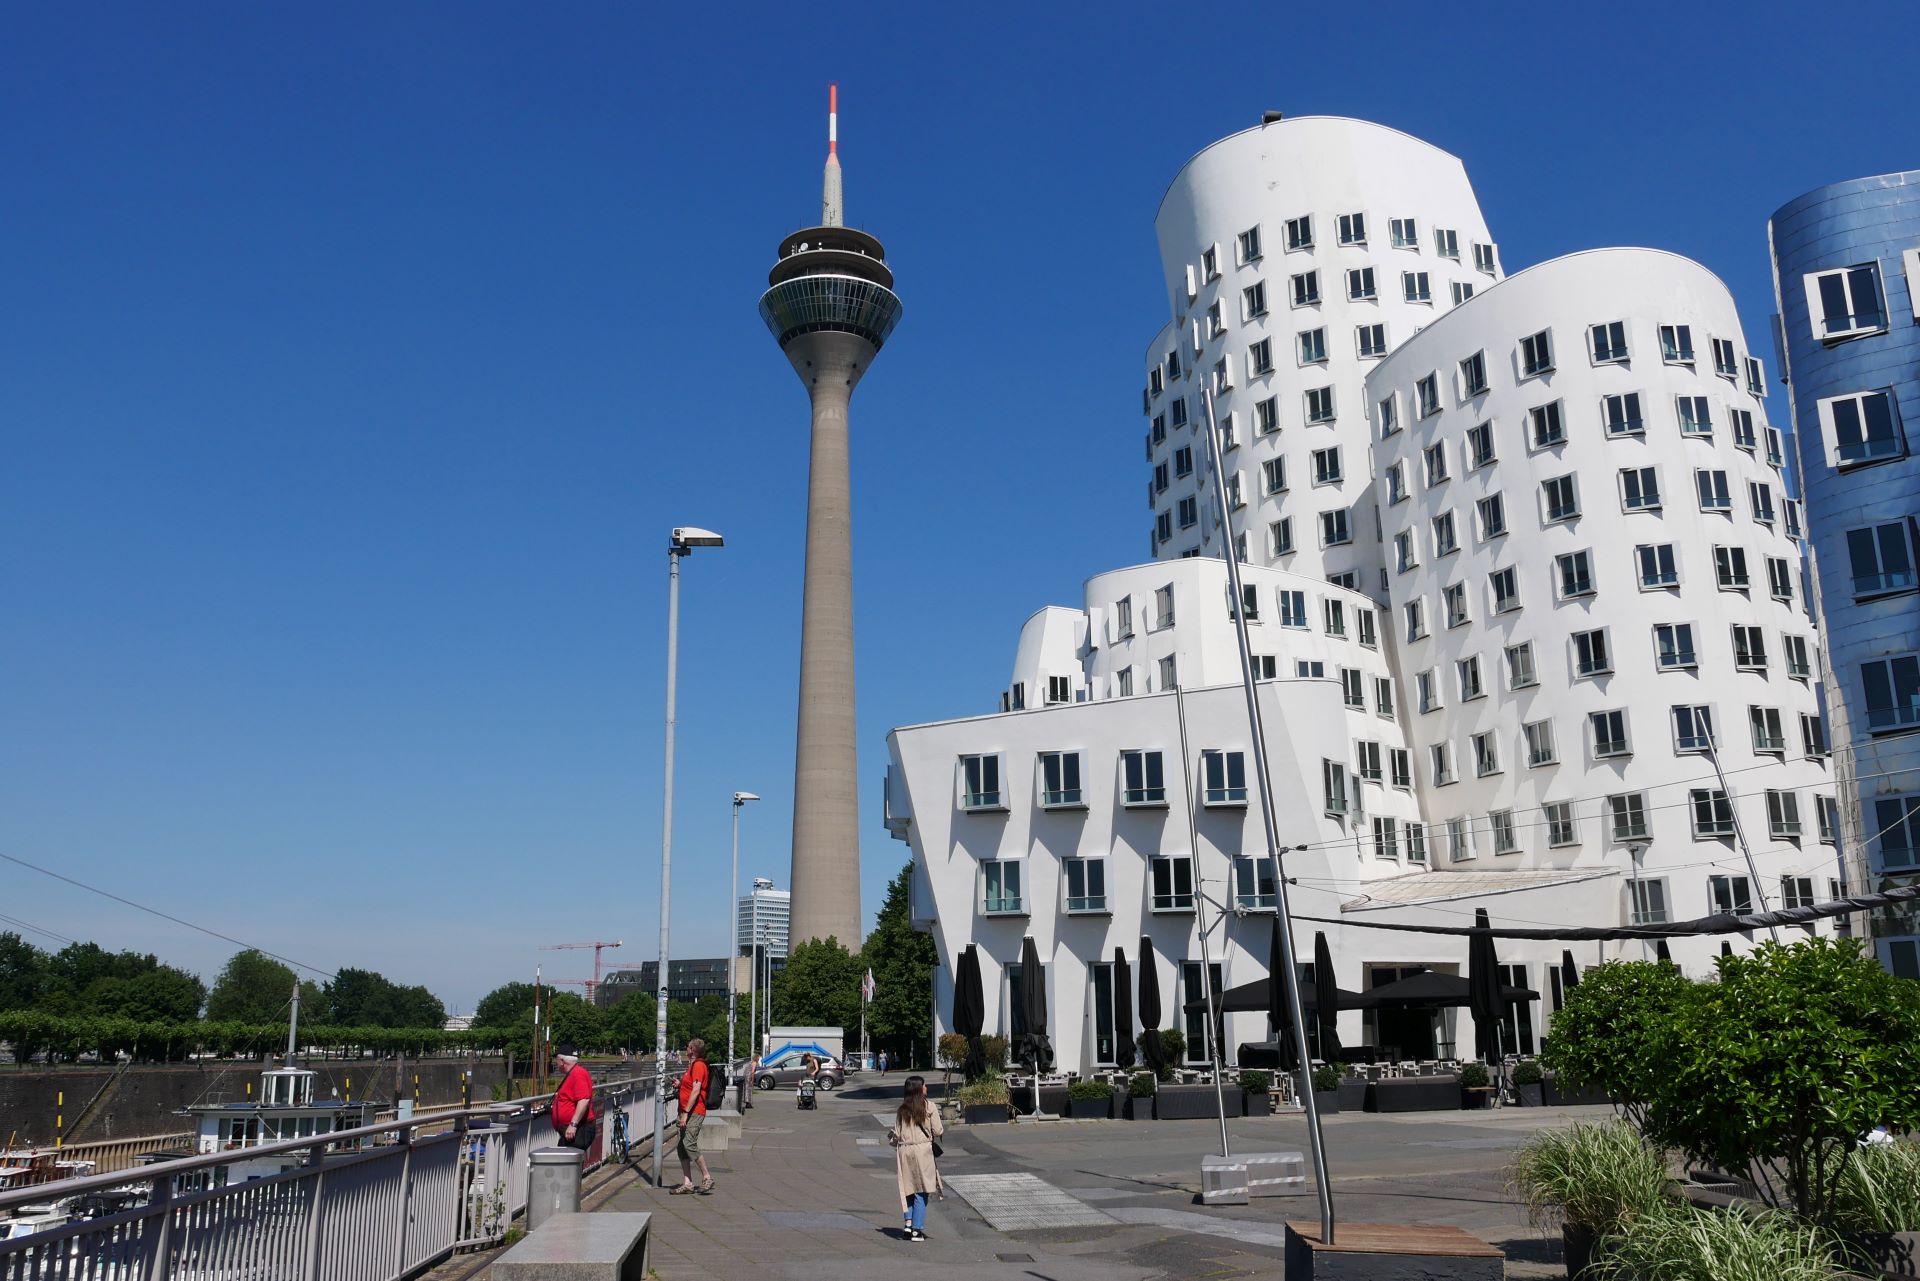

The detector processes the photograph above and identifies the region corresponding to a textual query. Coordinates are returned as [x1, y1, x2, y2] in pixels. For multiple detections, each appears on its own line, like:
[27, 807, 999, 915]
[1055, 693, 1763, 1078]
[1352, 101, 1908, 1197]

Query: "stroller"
[797, 1077, 818, 1110]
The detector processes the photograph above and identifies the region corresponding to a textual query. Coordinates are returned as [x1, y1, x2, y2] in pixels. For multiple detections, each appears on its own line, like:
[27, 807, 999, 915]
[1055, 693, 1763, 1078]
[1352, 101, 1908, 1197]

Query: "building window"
[1542, 474, 1579, 523]
[1340, 666, 1363, 707]
[1506, 641, 1538, 689]
[1390, 748, 1412, 790]
[1547, 802, 1578, 848]
[1573, 627, 1612, 677]
[1206, 301, 1225, 340]
[1297, 659, 1325, 678]
[1590, 709, 1630, 758]
[1710, 337, 1738, 378]
[1150, 854, 1196, 912]
[1631, 878, 1668, 925]
[1731, 408, 1758, 453]
[1784, 634, 1812, 681]
[1603, 392, 1645, 437]
[1416, 373, 1441, 417]
[1713, 545, 1749, 590]
[1422, 444, 1449, 489]
[1451, 280, 1475, 305]
[1377, 394, 1400, 438]
[1848, 521, 1919, 598]
[1490, 566, 1520, 614]
[1491, 810, 1520, 854]
[1447, 816, 1473, 861]
[1708, 872, 1752, 912]
[1337, 212, 1366, 245]
[1321, 509, 1352, 546]
[1248, 337, 1275, 377]
[1659, 323, 1694, 364]
[1254, 654, 1278, 679]
[1371, 815, 1399, 860]
[1672, 703, 1715, 753]
[1693, 792, 1736, 841]
[1431, 742, 1456, 786]
[1170, 398, 1189, 428]
[1521, 329, 1555, 377]
[1802, 712, 1829, 758]
[1177, 496, 1198, 528]
[1347, 266, 1377, 301]
[1242, 281, 1269, 321]
[1529, 401, 1566, 449]
[1637, 543, 1679, 588]
[1460, 350, 1489, 397]
[1696, 468, 1731, 512]
[1477, 493, 1507, 540]
[1158, 655, 1178, 691]
[1283, 215, 1313, 251]
[1040, 750, 1083, 808]
[1590, 321, 1629, 364]
[1275, 589, 1306, 628]
[1804, 262, 1886, 340]
[1292, 270, 1321, 307]
[1063, 857, 1108, 913]
[1357, 322, 1387, 357]
[1781, 875, 1814, 910]
[1458, 655, 1484, 701]
[1154, 512, 1172, 545]
[1417, 669, 1440, 714]
[1750, 705, 1786, 754]
[1238, 226, 1262, 264]
[1731, 624, 1767, 672]
[1405, 599, 1427, 641]
[1876, 798, 1920, 871]
[1766, 556, 1793, 603]
[1818, 390, 1905, 467]
[1818, 795, 1840, 845]
[1558, 550, 1597, 599]
[1473, 242, 1498, 274]
[1676, 395, 1712, 437]
[1434, 228, 1460, 259]
[1358, 608, 1378, 648]
[1767, 790, 1803, 840]
[1444, 582, 1470, 628]
[1234, 856, 1278, 911]
[1269, 517, 1294, 557]
[1433, 512, 1459, 557]
[1387, 216, 1417, 249]
[1655, 623, 1697, 670]
[981, 860, 1024, 914]
[1202, 749, 1247, 805]
[1525, 719, 1557, 766]
[1472, 731, 1500, 776]
[961, 754, 1004, 810]
[1620, 466, 1662, 511]
[1181, 962, 1224, 1062]
[1375, 676, 1394, 717]
[1306, 386, 1336, 423]
[1311, 446, 1342, 485]
[1862, 655, 1920, 733]
[1323, 759, 1351, 816]
[1403, 271, 1432, 303]
[1466, 421, 1496, 468]
[1610, 792, 1650, 842]
[1746, 356, 1766, 395]
[1121, 749, 1167, 806]
[1356, 739, 1383, 784]
[1046, 676, 1072, 705]
[1255, 395, 1279, 435]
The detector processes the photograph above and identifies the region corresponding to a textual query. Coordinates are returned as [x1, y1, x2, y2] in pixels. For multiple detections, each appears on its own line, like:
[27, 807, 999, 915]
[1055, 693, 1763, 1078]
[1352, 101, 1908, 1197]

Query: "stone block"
[1245, 1150, 1307, 1197]
[1200, 1153, 1249, 1205]
[1284, 1221, 1501, 1281]
[494, 1212, 651, 1281]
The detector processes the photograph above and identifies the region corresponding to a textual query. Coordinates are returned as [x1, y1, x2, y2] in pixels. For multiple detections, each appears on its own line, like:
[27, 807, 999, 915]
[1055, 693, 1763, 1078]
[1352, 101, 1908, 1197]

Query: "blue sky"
[3, 1, 1915, 1011]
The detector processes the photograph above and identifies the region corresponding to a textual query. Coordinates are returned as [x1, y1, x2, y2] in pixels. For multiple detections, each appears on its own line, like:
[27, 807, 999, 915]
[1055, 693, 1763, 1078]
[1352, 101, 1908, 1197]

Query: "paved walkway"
[541, 1082, 1612, 1279]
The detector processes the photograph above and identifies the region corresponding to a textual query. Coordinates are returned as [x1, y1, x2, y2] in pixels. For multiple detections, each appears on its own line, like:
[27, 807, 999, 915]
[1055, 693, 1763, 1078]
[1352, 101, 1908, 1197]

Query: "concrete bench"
[494, 1212, 651, 1281]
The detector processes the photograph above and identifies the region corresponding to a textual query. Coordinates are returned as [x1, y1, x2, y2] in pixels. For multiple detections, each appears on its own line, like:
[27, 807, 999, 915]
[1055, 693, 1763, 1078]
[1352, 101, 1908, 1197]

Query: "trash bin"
[527, 1147, 584, 1233]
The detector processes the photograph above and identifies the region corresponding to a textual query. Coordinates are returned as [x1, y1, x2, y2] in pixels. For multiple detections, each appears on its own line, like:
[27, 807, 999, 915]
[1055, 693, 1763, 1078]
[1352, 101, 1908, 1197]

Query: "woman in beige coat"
[890, 1075, 942, 1241]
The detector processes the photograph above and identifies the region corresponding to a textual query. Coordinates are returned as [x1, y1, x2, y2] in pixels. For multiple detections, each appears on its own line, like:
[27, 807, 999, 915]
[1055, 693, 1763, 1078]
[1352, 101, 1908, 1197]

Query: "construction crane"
[540, 941, 623, 1005]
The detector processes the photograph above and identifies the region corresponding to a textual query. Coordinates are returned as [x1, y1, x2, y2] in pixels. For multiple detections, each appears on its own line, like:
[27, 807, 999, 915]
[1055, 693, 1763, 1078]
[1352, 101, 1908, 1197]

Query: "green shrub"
[1543, 959, 1700, 1129]
[1507, 1120, 1669, 1236]
[1128, 1071, 1157, 1098]
[937, 1033, 969, 1069]
[955, 1077, 1008, 1108]
[979, 1034, 1009, 1069]
[1155, 1029, 1185, 1080]
[1511, 1059, 1543, 1086]
[1458, 1062, 1491, 1089]
[1828, 1138, 1920, 1234]
[1238, 1070, 1270, 1095]
[1068, 1080, 1113, 1101]
[1311, 1064, 1341, 1094]
[1598, 1199, 1842, 1281]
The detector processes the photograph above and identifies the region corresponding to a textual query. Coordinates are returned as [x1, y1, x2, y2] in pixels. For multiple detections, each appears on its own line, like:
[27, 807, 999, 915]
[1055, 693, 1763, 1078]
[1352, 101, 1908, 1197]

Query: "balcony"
[981, 894, 1026, 917]
[1064, 895, 1109, 915]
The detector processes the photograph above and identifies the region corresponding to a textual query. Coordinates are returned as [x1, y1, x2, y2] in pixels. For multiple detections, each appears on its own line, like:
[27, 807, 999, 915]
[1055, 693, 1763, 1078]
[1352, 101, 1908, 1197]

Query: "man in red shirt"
[551, 1044, 596, 1151]
[669, 1037, 713, 1195]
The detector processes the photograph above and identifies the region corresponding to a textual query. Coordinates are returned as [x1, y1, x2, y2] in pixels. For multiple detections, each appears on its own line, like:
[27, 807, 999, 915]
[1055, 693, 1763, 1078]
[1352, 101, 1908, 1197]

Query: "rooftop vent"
[1261, 111, 1285, 125]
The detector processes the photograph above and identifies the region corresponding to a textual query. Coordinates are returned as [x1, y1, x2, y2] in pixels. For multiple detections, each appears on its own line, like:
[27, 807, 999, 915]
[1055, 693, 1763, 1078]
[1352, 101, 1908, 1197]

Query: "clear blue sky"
[3, 1, 1914, 1012]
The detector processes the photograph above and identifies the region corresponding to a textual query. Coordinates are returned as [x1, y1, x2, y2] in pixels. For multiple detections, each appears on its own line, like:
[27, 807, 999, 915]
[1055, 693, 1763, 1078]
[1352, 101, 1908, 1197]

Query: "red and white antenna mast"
[821, 83, 843, 228]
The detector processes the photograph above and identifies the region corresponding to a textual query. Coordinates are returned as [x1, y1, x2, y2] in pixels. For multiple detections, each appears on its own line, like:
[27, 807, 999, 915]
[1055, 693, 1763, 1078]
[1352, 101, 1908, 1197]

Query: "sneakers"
[907, 1229, 927, 1242]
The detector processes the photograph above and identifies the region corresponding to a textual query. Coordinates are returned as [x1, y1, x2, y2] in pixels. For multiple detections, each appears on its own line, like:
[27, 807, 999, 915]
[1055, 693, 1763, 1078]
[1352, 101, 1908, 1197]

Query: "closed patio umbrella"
[1268, 915, 1297, 1073]
[1138, 938, 1165, 1077]
[1019, 935, 1053, 1072]
[1113, 947, 1136, 1069]
[1560, 950, 1580, 993]
[1467, 908, 1505, 1063]
[1720, 940, 1734, 959]
[1314, 932, 1342, 1065]
[953, 944, 985, 1081]
[1655, 938, 1674, 966]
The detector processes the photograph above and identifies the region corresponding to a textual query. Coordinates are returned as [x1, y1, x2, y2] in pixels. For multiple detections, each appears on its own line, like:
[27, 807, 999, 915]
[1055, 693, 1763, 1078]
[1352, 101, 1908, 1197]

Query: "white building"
[885, 116, 1842, 1078]
[737, 878, 792, 960]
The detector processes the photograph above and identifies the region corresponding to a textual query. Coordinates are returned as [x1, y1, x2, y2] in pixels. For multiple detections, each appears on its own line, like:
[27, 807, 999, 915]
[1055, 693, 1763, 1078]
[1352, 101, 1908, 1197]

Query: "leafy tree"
[543, 991, 604, 1052]
[860, 862, 937, 1066]
[770, 936, 863, 1044]
[605, 992, 657, 1053]
[1541, 959, 1702, 1130]
[322, 969, 447, 1029]
[0, 933, 49, 1012]
[474, 982, 537, 1030]
[206, 950, 302, 1024]
[93, 966, 206, 1023]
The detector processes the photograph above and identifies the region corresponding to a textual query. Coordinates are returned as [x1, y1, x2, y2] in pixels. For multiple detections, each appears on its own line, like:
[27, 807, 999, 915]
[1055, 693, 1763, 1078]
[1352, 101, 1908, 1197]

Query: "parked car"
[753, 1057, 845, 1091]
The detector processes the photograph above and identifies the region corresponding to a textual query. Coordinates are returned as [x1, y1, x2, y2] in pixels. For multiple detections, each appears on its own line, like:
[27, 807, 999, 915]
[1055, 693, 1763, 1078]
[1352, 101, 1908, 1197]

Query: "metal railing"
[0, 1075, 654, 1280]
[2, 1133, 197, 1178]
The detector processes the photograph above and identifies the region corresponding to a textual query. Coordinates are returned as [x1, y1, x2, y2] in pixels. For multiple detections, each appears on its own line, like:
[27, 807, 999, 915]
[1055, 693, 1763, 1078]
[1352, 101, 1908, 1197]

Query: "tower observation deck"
[759, 86, 901, 949]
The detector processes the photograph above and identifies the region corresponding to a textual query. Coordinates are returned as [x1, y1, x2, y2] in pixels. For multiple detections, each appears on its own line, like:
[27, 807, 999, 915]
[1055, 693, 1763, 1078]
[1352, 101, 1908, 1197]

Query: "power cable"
[0, 911, 76, 946]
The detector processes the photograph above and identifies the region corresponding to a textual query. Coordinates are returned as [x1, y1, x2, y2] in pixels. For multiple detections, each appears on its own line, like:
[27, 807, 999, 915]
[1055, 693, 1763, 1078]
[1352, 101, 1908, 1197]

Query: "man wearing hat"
[551, 1043, 597, 1151]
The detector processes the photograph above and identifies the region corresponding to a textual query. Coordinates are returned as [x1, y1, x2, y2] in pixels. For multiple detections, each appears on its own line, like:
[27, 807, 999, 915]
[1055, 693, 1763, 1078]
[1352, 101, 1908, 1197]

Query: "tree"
[474, 982, 537, 1030]
[860, 862, 937, 1066]
[604, 992, 657, 1053]
[205, 950, 301, 1024]
[770, 937, 863, 1044]
[544, 991, 605, 1052]
[0, 933, 48, 1012]
[1541, 959, 1701, 1131]
[94, 966, 205, 1023]
[321, 969, 448, 1029]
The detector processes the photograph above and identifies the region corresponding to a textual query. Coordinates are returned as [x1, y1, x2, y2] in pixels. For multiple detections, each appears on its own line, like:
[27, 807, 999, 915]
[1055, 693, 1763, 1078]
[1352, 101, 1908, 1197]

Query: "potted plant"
[1335, 1069, 1369, 1111]
[1068, 1079, 1114, 1119]
[1155, 1029, 1186, 1082]
[956, 1076, 1010, 1124]
[1512, 1059, 1545, 1108]
[1507, 1122, 1668, 1281]
[1459, 1061, 1494, 1109]
[1124, 1071, 1156, 1119]
[1310, 1063, 1342, 1115]
[1239, 1070, 1272, 1115]
[980, 1034, 1010, 1072]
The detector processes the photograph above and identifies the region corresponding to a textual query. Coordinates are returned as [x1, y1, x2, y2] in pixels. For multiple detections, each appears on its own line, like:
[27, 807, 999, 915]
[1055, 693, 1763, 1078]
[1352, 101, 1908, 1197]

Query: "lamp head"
[671, 526, 725, 549]
[734, 791, 761, 804]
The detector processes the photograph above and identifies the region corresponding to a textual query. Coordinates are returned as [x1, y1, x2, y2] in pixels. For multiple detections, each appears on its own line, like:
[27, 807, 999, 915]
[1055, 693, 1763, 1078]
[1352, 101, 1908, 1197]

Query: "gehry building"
[884, 116, 1846, 1074]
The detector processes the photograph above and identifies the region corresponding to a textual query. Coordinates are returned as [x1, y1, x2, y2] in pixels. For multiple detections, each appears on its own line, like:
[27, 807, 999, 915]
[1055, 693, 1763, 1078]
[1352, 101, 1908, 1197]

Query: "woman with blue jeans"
[890, 1075, 942, 1241]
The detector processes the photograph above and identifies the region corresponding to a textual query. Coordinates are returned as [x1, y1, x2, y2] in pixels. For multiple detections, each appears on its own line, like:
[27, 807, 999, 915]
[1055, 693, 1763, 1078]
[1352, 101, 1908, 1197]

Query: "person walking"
[890, 1075, 942, 1242]
[551, 1044, 597, 1152]
[669, 1038, 714, 1195]
[878, 1049, 890, 1074]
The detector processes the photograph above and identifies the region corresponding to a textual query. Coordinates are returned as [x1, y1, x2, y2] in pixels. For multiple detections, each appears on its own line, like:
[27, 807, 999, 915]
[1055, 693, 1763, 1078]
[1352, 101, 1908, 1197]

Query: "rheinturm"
[758, 85, 902, 948]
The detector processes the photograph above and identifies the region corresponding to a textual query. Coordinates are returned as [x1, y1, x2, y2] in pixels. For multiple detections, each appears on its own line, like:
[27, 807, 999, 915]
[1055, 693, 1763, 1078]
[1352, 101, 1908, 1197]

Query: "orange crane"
[540, 940, 623, 1005]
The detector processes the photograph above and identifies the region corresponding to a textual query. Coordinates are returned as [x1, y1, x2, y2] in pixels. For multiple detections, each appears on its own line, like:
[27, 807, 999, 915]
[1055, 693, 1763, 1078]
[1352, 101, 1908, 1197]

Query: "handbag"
[920, 1118, 943, 1159]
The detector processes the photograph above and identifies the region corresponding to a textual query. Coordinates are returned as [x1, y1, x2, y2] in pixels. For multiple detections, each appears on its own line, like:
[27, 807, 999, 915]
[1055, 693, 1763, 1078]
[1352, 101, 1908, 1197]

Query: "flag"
[861, 968, 876, 1003]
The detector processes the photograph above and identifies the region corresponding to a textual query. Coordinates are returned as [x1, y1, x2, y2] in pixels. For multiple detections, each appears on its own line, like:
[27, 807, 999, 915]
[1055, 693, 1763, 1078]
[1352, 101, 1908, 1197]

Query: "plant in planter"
[979, 1034, 1010, 1073]
[1511, 1058, 1545, 1107]
[1238, 1069, 1272, 1114]
[1458, 1061, 1494, 1109]
[1155, 1029, 1186, 1082]
[1507, 1121, 1669, 1281]
[1067, 1079, 1114, 1120]
[937, 1032, 970, 1071]
[1124, 1070, 1157, 1119]
[1599, 1198, 1842, 1281]
[1309, 1063, 1343, 1115]
[956, 1075, 1011, 1124]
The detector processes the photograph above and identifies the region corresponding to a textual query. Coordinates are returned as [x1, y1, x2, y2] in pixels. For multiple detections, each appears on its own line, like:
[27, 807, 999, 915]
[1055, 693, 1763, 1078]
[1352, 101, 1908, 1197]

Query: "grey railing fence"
[0, 1076, 655, 1281]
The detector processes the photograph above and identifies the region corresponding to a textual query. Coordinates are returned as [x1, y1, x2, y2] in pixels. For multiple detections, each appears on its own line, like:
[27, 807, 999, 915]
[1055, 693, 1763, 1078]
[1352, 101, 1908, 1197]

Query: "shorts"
[558, 1118, 597, 1152]
[675, 1112, 705, 1160]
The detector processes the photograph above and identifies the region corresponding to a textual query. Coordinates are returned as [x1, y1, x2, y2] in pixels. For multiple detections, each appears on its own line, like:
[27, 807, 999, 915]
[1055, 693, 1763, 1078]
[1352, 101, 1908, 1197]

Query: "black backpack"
[703, 1061, 726, 1110]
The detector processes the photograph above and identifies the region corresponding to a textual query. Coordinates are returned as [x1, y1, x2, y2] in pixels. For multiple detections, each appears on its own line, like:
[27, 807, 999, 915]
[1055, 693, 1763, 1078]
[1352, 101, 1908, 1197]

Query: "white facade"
[737, 879, 792, 960]
[1143, 117, 1501, 595]
[885, 118, 1843, 1080]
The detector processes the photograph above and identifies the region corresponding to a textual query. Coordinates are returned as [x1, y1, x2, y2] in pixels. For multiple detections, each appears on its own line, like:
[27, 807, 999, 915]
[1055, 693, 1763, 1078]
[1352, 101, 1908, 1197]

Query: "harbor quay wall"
[0, 1057, 513, 1145]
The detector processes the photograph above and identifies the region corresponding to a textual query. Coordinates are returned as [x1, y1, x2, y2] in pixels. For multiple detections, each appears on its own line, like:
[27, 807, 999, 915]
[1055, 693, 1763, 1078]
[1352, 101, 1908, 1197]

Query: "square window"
[1284, 216, 1313, 251]
[1529, 401, 1566, 448]
[1603, 392, 1645, 436]
[1434, 228, 1460, 259]
[1201, 748, 1248, 805]
[1803, 262, 1887, 341]
[1631, 877, 1668, 925]
[1542, 474, 1579, 523]
[1676, 395, 1712, 437]
[1711, 337, 1738, 378]
[1655, 622, 1697, 669]
[1620, 465, 1662, 512]
[1506, 641, 1538, 689]
[1784, 634, 1812, 681]
[1237, 226, 1263, 264]
[1610, 792, 1650, 841]
[961, 753, 1004, 810]
[1695, 468, 1731, 511]
[1390, 217, 1418, 249]
[1477, 493, 1507, 540]
[1278, 589, 1307, 627]
[1731, 408, 1758, 453]
[1234, 855, 1278, 911]
[1337, 212, 1367, 245]
[1659, 323, 1695, 364]
[1268, 517, 1294, 557]
[1862, 655, 1920, 733]
[1819, 390, 1907, 468]
[1591, 709, 1630, 758]
[1320, 509, 1352, 546]
[1590, 321, 1629, 364]
[1403, 271, 1432, 303]
[1876, 797, 1920, 870]
[1708, 871, 1752, 910]
[1847, 521, 1919, 598]
[1694, 794, 1737, 842]
[1305, 386, 1336, 423]
[1371, 815, 1399, 859]
[1672, 703, 1715, 753]
[1356, 739, 1383, 782]
[1637, 543, 1679, 588]
[1121, 748, 1167, 805]
[1063, 856, 1107, 913]
[1490, 566, 1520, 613]
[1473, 242, 1497, 274]
[1357, 322, 1387, 357]
[1731, 624, 1767, 672]
[1713, 545, 1749, 590]
[1451, 280, 1475, 305]
[1292, 270, 1321, 307]
[1766, 556, 1794, 603]
[1573, 627, 1611, 677]
[981, 859, 1024, 914]
[1521, 329, 1554, 376]
[1525, 719, 1556, 766]
[1297, 328, 1326, 366]
[1347, 266, 1377, 301]
[1766, 789, 1803, 840]
[1558, 550, 1597, 598]
[1750, 704, 1787, 754]
[1547, 802, 1577, 848]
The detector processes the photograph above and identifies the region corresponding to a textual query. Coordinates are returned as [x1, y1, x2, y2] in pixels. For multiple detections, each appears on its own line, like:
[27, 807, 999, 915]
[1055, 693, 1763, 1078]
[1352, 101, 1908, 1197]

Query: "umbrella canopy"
[1560, 950, 1580, 993]
[1467, 908, 1505, 1062]
[1185, 976, 1365, 1016]
[1357, 969, 1537, 1009]
[1113, 947, 1136, 1069]
[1314, 932, 1343, 1064]
[1019, 936, 1053, 1072]
[1655, 938, 1674, 966]
[1268, 915, 1296, 1073]
[1137, 938, 1165, 1076]
[953, 944, 986, 1080]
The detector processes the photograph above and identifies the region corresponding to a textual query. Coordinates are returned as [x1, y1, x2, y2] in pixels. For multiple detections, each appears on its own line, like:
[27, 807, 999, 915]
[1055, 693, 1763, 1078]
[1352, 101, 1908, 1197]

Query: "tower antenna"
[822, 83, 843, 228]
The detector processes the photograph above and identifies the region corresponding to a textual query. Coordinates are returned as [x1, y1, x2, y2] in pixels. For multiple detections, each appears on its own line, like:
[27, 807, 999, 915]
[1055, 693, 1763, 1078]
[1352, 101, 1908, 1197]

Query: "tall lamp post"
[727, 791, 760, 1098]
[653, 526, 724, 1184]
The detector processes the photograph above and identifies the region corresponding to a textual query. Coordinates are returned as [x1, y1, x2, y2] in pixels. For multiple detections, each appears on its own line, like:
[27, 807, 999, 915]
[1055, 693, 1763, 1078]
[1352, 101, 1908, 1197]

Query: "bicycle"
[606, 1098, 632, 1164]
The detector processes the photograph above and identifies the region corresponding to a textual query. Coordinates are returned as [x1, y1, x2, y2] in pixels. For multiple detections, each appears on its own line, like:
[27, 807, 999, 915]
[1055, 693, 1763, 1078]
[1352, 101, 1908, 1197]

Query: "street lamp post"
[727, 791, 760, 1100]
[653, 526, 724, 1185]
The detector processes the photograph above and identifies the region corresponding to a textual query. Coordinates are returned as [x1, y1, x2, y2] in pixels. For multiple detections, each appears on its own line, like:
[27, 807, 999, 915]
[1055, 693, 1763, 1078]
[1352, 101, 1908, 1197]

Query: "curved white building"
[1143, 117, 1502, 595]
[1363, 248, 1840, 965]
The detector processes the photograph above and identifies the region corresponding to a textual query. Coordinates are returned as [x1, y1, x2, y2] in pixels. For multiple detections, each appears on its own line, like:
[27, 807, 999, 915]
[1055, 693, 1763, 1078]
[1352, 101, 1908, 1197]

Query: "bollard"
[527, 1147, 584, 1234]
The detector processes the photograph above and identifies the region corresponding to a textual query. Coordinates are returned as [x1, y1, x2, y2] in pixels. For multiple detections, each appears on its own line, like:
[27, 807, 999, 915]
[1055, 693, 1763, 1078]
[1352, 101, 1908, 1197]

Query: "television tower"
[758, 85, 902, 948]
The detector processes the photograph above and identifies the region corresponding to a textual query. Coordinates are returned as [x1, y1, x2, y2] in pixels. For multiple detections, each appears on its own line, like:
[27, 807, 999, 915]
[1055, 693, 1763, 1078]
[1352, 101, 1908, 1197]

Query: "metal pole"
[1173, 686, 1231, 1158]
[728, 799, 741, 1096]
[1628, 845, 1651, 962]
[1198, 385, 1334, 1243]
[652, 545, 684, 1183]
[1705, 742, 1780, 942]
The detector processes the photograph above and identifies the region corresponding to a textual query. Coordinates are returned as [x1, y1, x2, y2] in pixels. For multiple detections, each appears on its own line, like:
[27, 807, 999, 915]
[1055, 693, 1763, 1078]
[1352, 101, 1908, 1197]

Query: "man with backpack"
[669, 1038, 715, 1195]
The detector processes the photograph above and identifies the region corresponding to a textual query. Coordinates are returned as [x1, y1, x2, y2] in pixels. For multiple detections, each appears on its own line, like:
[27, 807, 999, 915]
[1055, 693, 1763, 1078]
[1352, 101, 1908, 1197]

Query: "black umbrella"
[1018, 935, 1053, 1073]
[1467, 908, 1505, 1062]
[1185, 976, 1364, 1015]
[1137, 938, 1165, 1076]
[1720, 940, 1734, 959]
[1655, 938, 1674, 966]
[1113, 947, 1136, 1070]
[1560, 950, 1580, 993]
[1359, 968, 1536, 1008]
[1314, 932, 1342, 1065]
[1267, 916, 1296, 1072]
[953, 944, 986, 1081]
